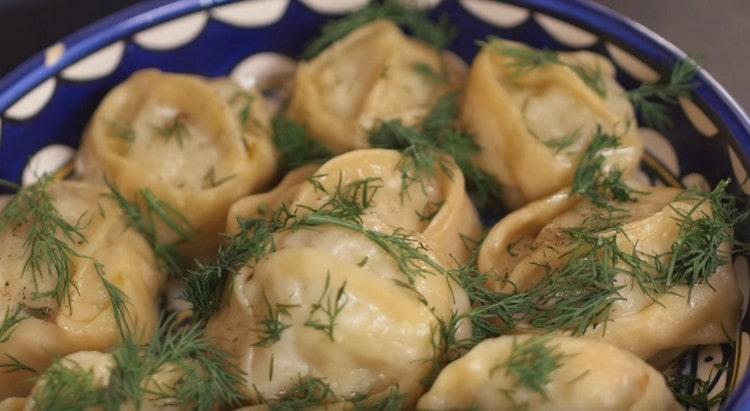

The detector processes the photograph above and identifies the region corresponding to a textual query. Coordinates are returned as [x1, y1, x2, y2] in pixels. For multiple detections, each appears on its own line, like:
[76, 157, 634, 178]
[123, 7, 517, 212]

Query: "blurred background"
[1, 0, 748, 108]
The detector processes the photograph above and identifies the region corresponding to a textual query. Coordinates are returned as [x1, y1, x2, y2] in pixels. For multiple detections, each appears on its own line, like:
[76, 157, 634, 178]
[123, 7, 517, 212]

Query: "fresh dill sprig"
[302, 0, 457, 59]
[268, 377, 337, 411]
[152, 114, 191, 147]
[354, 386, 405, 411]
[252, 290, 299, 347]
[571, 127, 638, 209]
[32, 358, 102, 411]
[665, 351, 730, 411]
[490, 335, 567, 395]
[628, 57, 699, 131]
[538, 129, 581, 154]
[304, 272, 349, 342]
[230, 91, 256, 128]
[369, 94, 502, 207]
[413, 62, 447, 85]
[482, 38, 607, 98]
[183, 215, 282, 322]
[304, 174, 382, 225]
[105, 180, 193, 277]
[272, 117, 332, 173]
[0, 353, 37, 374]
[662, 179, 749, 290]
[94, 263, 132, 338]
[203, 166, 235, 189]
[0, 306, 27, 343]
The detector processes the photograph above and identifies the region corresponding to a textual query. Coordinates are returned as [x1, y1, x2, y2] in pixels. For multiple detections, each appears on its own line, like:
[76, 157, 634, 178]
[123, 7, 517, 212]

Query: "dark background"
[1, 0, 748, 108]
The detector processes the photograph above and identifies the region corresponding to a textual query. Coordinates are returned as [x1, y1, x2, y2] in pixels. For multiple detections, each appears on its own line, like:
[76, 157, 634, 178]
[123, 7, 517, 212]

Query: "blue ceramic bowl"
[1, 0, 749, 408]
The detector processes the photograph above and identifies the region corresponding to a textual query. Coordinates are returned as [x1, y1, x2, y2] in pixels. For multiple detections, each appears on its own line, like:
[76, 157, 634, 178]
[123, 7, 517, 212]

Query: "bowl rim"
[0, 0, 749, 407]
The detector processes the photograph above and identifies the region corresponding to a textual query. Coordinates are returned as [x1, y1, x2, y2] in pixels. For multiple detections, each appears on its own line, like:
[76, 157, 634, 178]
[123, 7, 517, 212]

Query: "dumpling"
[227, 149, 482, 264]
[416, 335, 681, 410]
[287, 20, 463, 153]
[460, 39, 643, 208]
[76, 69, 278, 257]
[205, 222, 472, 406]
[477, 186, 742, 359]
[0, 181, 165, 398]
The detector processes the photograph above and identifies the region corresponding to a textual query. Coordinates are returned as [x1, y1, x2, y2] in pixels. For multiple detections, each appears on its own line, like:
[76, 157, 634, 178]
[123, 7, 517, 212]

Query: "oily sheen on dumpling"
[478, 187, 742, 359]
[416, 336, 681, 411]
[227, 149, 482, 264]
[0, 181, 165, 398]
[460, 40, 643, 208]
[204, 224, 471, 406]
[287, 20, 463, 153]
[76, 69, 278, 257]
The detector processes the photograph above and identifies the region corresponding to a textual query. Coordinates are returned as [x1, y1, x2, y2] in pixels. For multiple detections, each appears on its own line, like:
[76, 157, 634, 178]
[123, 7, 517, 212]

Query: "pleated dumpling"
[477, 185, 742, 359]
[76, 69, 278, 257]
[0, 181, 165, 398]
[287, 20, 463, 153]
[416, 335, 681, 411]
[461, 39, 643, 208]
[205, 222, 472, 406]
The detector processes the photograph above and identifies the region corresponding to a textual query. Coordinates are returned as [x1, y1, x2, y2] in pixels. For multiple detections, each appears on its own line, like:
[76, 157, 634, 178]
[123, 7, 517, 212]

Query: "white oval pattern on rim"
[21, 144, 75, 186]
[61, 42, 126, 81]
[298, 0, 368, 14]
[605, 43, 660, 83]
[134, 11, 209, 50]
[459, 0, 529, 28]
[5, 78, 56, 120]
[535, 13, 598, 48]
[211, 0, 290, 28]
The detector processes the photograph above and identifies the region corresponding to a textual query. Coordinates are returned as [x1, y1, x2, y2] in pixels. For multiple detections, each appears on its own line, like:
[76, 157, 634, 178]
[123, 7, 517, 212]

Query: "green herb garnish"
[628, 58, 699, 131]
[302, 0, 456, 59]
[304, 272, 349, 341]
[152, 115, 191, 147]
[490, 335, 567, 395]
[272, 117, 332, 173]
[252, 290, 299, 347]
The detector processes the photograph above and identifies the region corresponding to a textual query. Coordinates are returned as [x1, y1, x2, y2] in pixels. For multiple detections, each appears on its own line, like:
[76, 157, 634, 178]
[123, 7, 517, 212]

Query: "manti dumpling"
[477, 186, 742, 359]
[460, 39, 643, 208]
[287, 20, 464, 153]
[227, 149, 482, 265]
[0, 351, 183, 411]
[0, 181, 165, 398]
[205, 223, 472, 406]
[416, 335, 682, 411]
[76, 69, 278, 257]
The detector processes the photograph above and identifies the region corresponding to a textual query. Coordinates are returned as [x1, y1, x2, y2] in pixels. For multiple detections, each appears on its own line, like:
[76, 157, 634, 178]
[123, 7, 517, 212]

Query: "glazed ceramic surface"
[1, 0, 749, 408]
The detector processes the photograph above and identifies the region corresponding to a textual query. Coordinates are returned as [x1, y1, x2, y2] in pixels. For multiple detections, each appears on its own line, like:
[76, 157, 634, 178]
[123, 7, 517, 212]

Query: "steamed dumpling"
[287, 20, 463, 153]
[205, 223, 471, 406]
[416, 335, 681, 410]
[460, 39, 643, 208]
[227, 149, 482, 264]
[0, 181, 165, 398]
[477, 186, 742, 359]
[76, 69, 278, 257]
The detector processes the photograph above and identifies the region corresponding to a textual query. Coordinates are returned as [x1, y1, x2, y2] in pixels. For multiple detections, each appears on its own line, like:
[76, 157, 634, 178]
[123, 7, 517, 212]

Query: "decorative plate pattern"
[1, 0, 750, 409]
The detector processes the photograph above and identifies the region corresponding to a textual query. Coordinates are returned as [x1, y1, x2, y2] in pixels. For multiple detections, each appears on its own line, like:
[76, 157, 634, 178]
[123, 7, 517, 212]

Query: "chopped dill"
[203, 166, 235, 188]
[0, 306, 27, 343]
[94, 263, 132, 338]
[230, 90, 256, 128]
[32, 358, 102, 411]
[304, 272, 349, 341]
[571, 127, 638, 209]
[354, 386, 405, 411]
[304, 174, 382, 225]
[109, 119, 135, 142]
[628, 57, 699, 131]
[253, 290, 299, 347]
[482, 38, 607, 98]
[267, 377, 337, 411]
[105, 180, 193, 278]
[152, 114, 191, 147]
[539, 129, 581, 154]
[413, 62, 447, 85]
[302, 0, 457, 59]
[490, 335, 567, 395]
[272, 117, 332, 173]
[369, 94, 502, 207]
[0, 353, 37, 374]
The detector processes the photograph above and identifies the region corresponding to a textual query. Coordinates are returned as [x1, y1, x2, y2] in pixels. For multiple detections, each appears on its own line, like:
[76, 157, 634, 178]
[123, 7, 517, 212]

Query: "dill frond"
[267, 377, 338, 410]
[483, 38, 607, 98]
[538, 128, 581, 154]
[303, 174, 382, 225]
[571, 127, 638, 209]
[665, 355, 729, 411]
[302, 0, 456, 59]
[0, 306, 27, 343]
[152, 115, 191, 147]
[354, 386, 405, 411]
[94, 263, 132, 338]
[413, 62, 447, 85]
[252, 290, 299, 347]
[304, 272, 349, 341]
[230, 91, 256, 128]
[33, 358, 103, 411]
[0, 353, 37, 374]
[628, 57, 699, 130]
[272, 117, 332, 173]
[490, 335, 567, 395]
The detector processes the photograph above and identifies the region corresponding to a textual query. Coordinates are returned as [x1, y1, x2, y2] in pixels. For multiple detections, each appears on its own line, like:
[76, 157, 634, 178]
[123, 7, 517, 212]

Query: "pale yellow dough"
[416, 336, 682, 411]
[0, 181, 165, 398]
[76, 69, 278, 258]
[478, 186, 742, 359]
[288, 20, 464, 153]
[205, 224, 471, 407]
[461, 40, 643, 208]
